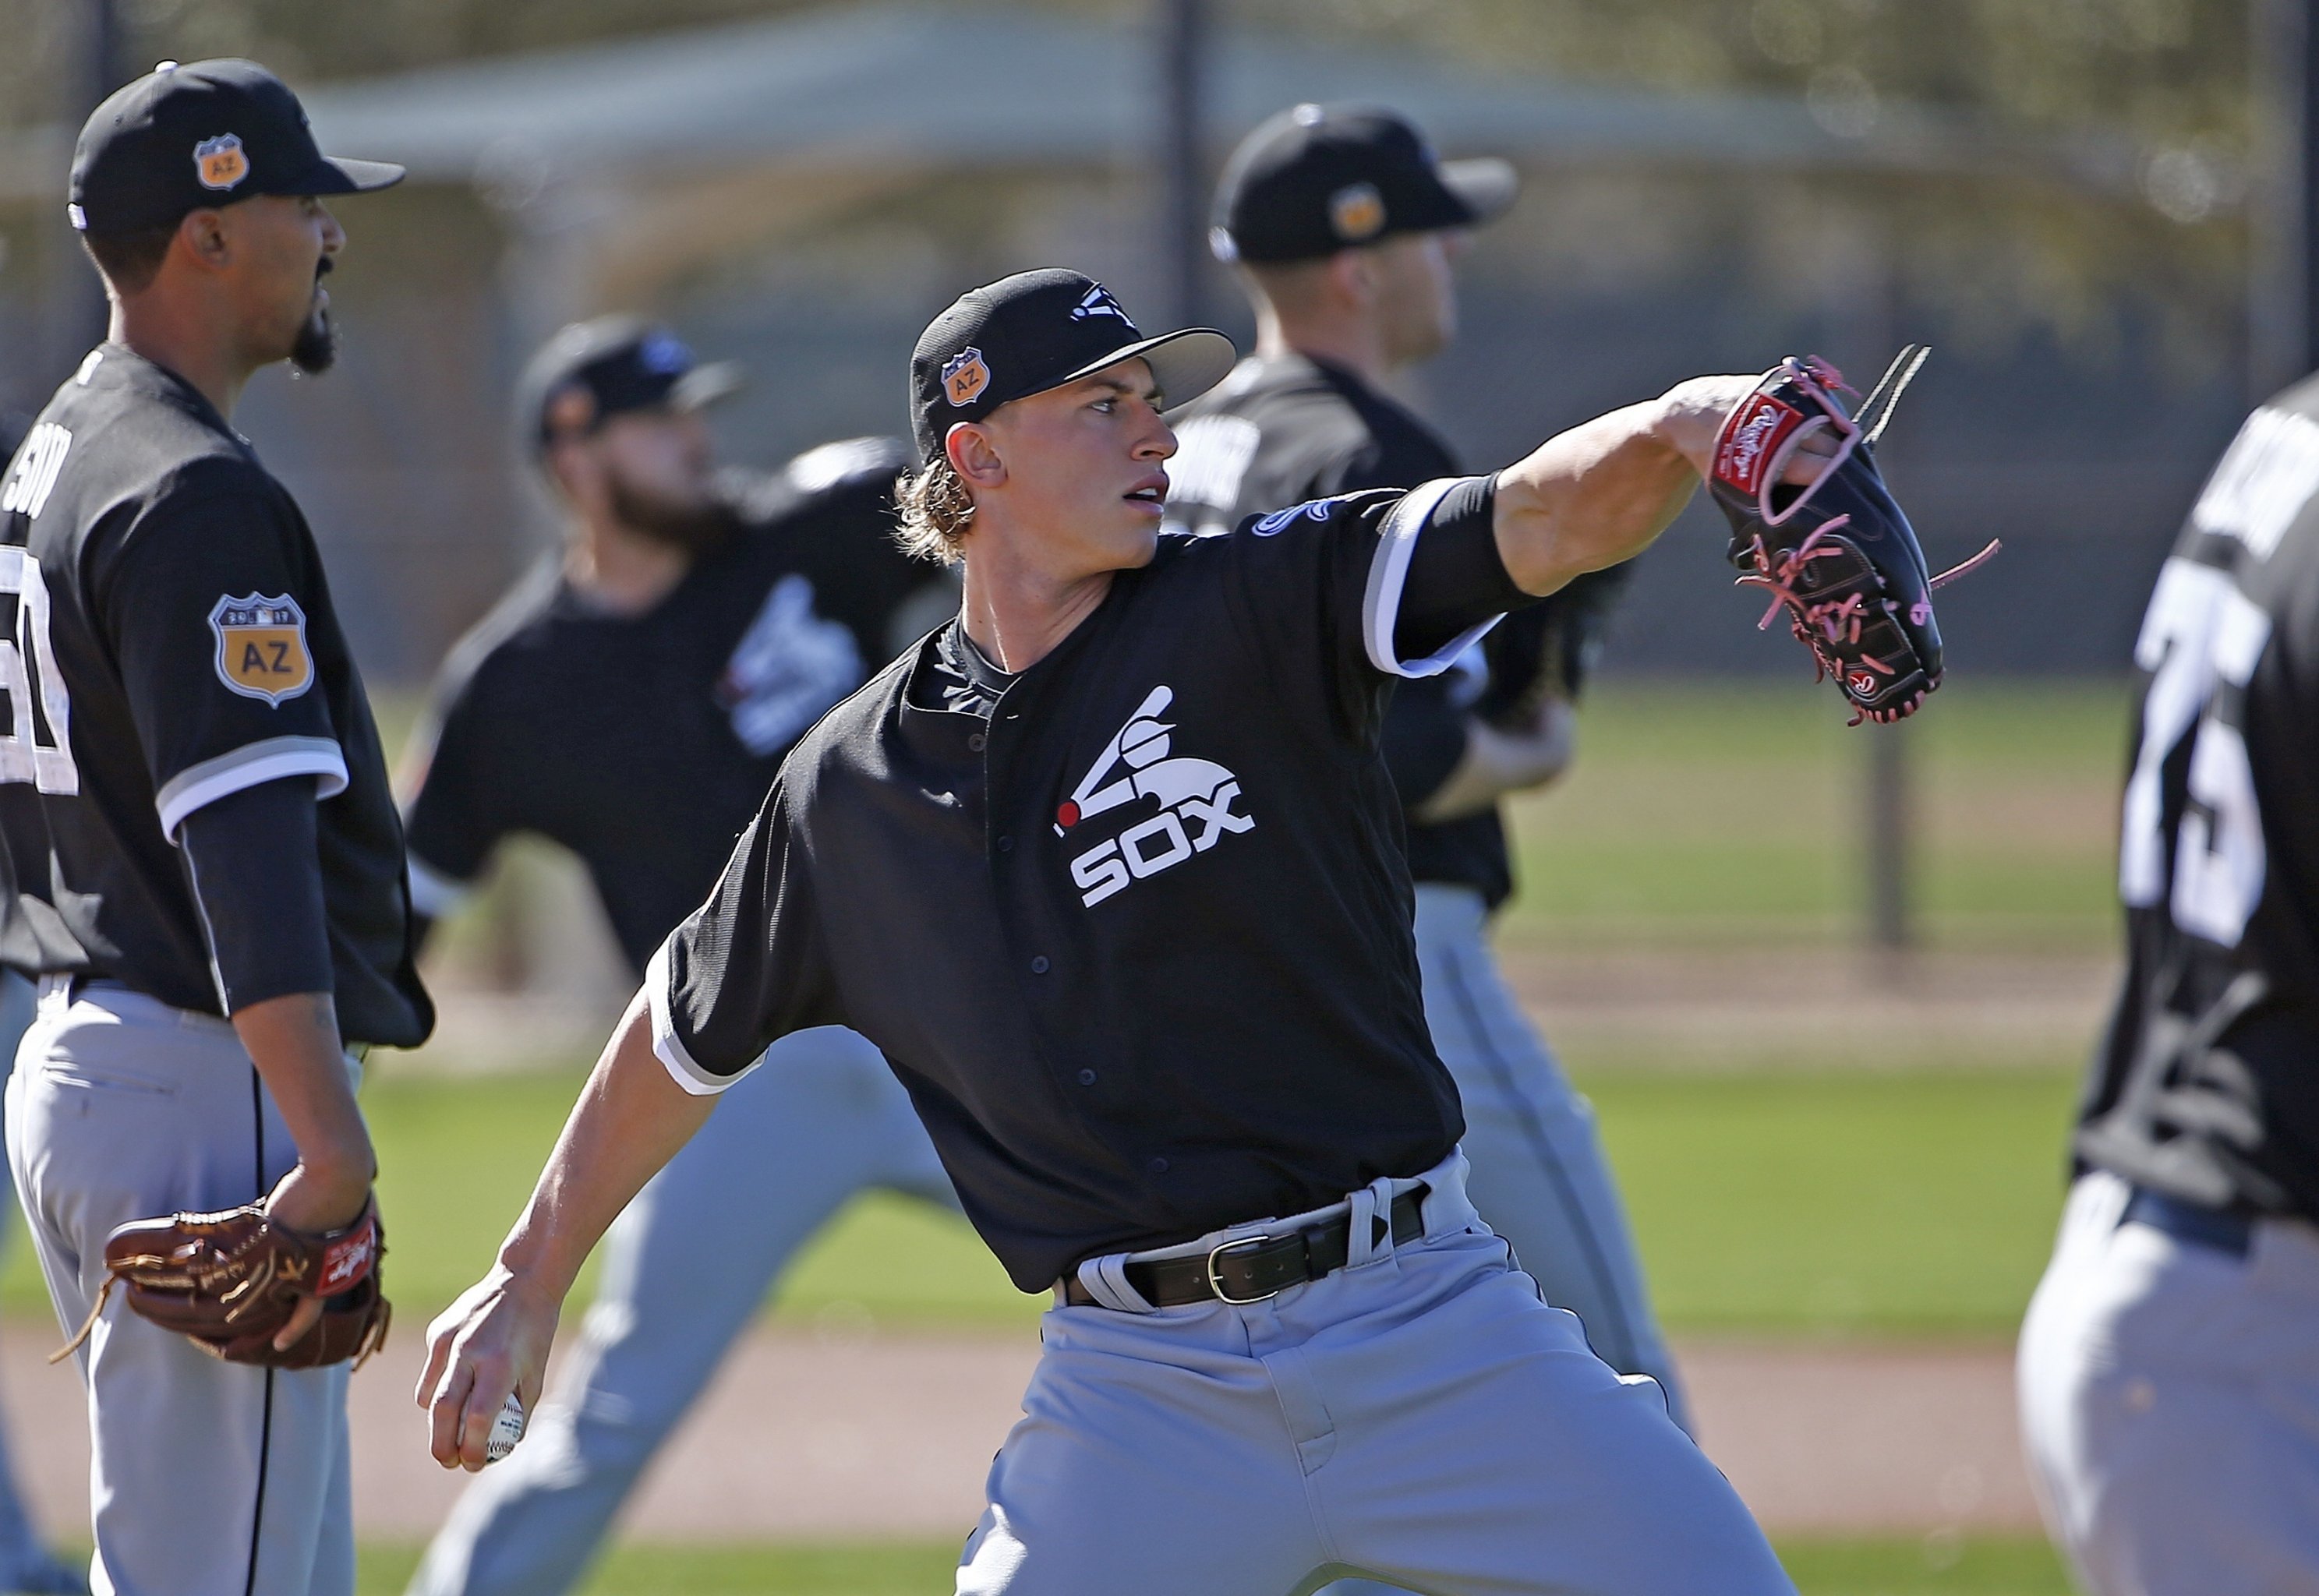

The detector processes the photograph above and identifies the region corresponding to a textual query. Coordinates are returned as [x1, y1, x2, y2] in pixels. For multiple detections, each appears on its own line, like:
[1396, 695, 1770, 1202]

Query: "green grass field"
[0, 681, 2106, 1333]
[1499, 678, 2126, 952]
[341, 1535, 2075, 1594]
[0, 1059, 2080, 1338]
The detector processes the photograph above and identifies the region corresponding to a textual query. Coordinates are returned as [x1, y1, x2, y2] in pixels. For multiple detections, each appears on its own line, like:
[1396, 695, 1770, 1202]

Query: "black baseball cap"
[910, 269, 1236, 464]
[69, 58, 403, 236]
[520, 316, 744, 453]
[1211, 104, 1516, 265]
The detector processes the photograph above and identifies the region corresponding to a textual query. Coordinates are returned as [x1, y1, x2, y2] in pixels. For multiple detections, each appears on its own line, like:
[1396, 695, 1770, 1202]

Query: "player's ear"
[1323, 247, 1377, 312]
[539, 436, 596, 508]
[946, 422, 1006, 493]
[176, 208, 232, 275]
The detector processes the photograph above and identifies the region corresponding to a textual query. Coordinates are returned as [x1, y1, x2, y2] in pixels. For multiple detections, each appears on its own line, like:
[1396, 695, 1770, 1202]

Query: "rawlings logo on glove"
[1707, 348, 1997, 725]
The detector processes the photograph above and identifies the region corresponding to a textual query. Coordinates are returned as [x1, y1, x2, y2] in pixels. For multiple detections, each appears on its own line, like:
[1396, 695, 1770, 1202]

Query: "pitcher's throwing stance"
[421, 270, 1812, 1594]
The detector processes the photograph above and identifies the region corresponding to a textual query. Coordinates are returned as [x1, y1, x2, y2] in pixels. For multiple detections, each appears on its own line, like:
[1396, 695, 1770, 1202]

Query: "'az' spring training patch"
[209, 593, 314, 705]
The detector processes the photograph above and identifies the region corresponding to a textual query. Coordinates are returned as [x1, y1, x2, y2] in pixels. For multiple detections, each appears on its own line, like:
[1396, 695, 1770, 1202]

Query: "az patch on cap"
[1330, 182, 1386, 242]
[942, 347, 991, 408]
[193, 132, 249, 192]
[210, 593, 313, 704]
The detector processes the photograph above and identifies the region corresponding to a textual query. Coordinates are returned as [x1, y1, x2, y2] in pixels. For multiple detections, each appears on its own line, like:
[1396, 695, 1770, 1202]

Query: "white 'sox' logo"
[1054, 684, 1253, 906]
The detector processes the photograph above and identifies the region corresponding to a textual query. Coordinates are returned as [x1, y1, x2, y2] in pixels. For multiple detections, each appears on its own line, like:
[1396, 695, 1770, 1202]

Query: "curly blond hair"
[893, 457, 976, 563]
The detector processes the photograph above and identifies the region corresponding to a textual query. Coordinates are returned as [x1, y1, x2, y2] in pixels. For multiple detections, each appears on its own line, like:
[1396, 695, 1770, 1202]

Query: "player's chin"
[1100, 514, 1161, 570]
[288, 297, 338, 376]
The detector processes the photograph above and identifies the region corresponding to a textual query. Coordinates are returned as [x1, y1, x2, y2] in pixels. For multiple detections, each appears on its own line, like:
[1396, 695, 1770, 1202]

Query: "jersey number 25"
[2119, 556, 2270, 948]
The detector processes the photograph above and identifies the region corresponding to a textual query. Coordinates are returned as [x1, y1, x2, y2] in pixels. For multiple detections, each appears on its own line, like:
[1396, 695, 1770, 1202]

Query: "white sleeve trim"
[405, 855, 474, 919]
[1360, 476, 1504, 679]
[155, 735, 349, 842]
[644, 940, 762, 1097]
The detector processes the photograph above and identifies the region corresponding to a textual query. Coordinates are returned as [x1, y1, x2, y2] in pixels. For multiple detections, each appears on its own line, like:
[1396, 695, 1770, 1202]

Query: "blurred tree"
[0, 0, 835, 127]
[0, 0, 2251, 376]
[1215, 0, 2250, 379]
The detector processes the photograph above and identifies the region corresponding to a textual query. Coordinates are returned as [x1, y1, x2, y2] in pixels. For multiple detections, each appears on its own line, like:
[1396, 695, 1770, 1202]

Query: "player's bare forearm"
[419, 990, 713, 1470]
[233, 990, 373, 1228]
[498, 991, 713, 1302]
[1491, 376, 1762, 598]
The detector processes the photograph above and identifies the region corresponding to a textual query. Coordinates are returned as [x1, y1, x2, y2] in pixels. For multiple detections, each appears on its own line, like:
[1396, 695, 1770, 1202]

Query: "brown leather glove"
[57, 1195, 390, 1370]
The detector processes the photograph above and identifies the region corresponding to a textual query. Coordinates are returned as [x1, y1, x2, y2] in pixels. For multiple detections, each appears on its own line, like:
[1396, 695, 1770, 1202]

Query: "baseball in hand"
[486, 1392, 526, 1464]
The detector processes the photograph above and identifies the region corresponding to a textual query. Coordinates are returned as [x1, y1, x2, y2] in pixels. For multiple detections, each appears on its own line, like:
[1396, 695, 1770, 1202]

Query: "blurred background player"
[2017, 376, 2319, 1594]
[0, 59, 424, 1596]
[1166, 104, 1684, 1432]
[400, 316, 961, 1596]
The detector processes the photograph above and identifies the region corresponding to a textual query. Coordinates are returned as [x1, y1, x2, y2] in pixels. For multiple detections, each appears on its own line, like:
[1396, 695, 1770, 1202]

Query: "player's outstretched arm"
[417, 989, 714, 1471]
[1491, 376, 1818, 598]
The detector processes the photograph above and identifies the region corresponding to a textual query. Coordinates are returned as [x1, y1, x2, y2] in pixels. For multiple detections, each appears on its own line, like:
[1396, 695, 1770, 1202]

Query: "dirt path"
[1498, 945, 2116, 1065]
[3, 1322, 2038, 1545]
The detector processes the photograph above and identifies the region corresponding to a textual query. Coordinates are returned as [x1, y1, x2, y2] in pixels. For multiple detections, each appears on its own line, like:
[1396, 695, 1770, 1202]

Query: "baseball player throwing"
[0, 61, 424, 1596]
[2017, 374, 2319, 1594]
[421, 268, 1815, 1593]
[401, 316, 961, 1596]
[1168, 104, 1684, 1435]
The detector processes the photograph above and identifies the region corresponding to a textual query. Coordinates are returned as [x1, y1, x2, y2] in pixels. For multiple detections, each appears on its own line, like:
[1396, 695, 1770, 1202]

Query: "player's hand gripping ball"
[487, 1392, 527, 1464]
[1706, 347, 1997, 725]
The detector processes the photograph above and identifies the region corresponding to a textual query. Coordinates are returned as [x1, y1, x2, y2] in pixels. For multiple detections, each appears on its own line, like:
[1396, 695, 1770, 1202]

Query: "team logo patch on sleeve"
[210, 594, 314, 704]
[193, 133, 249, 191]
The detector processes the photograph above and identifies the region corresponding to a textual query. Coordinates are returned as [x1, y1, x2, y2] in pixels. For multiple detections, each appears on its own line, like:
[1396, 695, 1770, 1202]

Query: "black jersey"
[401, 439, 952, 973]
[0, 345, 429, 1044]
[651, 476, 1524, 1289]
[1165, 354, 1624, 908]
[2073, 376, 2319, 1223]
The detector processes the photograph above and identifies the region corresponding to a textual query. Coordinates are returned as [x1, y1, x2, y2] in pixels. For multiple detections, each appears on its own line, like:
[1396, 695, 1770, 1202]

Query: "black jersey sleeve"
[398, 649, 514, 919]
[1215, 475, 1517, 739]
[645, 776, 845, 1091]
[178, 778, 333, 1011]
[101, 474, 347, 842]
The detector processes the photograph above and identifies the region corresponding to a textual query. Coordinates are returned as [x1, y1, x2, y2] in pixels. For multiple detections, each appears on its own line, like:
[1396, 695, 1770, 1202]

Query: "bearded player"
[401, 317, 961, 1596]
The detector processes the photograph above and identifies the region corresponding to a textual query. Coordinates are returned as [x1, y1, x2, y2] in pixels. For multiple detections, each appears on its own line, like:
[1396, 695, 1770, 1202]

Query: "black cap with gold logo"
[69, 58, 403, 236]
[909, 269, 1236, 464]
[1211, 104, 1515, 266]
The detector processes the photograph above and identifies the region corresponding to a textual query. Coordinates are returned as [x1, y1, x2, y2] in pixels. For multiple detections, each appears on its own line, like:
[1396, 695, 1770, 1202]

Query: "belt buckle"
[1204, 1233, 1279, 1305]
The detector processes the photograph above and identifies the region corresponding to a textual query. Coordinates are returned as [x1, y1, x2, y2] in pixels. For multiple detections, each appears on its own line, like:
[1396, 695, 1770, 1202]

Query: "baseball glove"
[1707, 348, 1996, 724]
[54, 1195, 390, 1370]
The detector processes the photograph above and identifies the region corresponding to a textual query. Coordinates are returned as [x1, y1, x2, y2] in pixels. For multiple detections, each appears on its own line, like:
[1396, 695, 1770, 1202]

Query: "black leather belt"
[1060, 1188, 1427, 1308]
[2122, 1186, 2254, 1259]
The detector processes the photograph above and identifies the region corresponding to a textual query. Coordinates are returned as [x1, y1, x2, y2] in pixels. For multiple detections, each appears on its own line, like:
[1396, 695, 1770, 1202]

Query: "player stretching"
[1169, 104, 1684, 1433]
[0, 62, 424, 1596]
[422, 269, 1806, 1594]
[2017, 377, 2319, 1594]
[402, 317, 960, 1596]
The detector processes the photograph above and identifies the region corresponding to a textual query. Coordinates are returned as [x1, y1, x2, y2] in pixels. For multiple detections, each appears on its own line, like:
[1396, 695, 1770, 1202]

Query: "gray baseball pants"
[1407, 883, 1686, 1422]
[2018, 1169, 2319, 1595]
[959, 1150, 1787, 1596]
[7, 979, 359, 1596]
